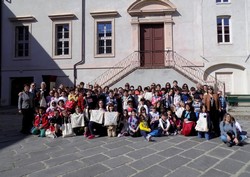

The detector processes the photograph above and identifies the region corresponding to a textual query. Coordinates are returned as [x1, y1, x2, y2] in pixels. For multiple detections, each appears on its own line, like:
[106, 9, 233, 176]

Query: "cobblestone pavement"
[0, 107, 250, 177]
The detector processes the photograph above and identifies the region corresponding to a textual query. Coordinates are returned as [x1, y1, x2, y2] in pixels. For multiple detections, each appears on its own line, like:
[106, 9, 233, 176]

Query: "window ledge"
[49, 13, 76, 20]
[90, 11, 119, 18]
[94, 54, 115, 58]
[9, 16, 36, 22]
[52, 56, 72, 60]
[216, 3, 231, 5]
[218, 42, 233, 45]
[13, 57, 31, 60]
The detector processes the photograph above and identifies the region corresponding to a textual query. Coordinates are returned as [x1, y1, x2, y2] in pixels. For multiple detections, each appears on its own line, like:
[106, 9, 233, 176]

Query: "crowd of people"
[17, 80, 248, 147]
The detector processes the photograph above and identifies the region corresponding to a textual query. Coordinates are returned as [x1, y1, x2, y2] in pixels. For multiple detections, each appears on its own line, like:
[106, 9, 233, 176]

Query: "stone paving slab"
[1, 113, 250, 177]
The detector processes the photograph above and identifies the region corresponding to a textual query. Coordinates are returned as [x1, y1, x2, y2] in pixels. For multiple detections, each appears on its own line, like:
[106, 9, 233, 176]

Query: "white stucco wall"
[2, 0, 250, 105]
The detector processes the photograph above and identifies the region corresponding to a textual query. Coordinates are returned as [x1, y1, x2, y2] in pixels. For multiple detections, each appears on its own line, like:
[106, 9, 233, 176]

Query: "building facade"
[1, 0, 250, 106]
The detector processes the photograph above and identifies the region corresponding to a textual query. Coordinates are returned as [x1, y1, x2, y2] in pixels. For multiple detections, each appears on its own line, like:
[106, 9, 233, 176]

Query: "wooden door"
[140, 24, 164, 67]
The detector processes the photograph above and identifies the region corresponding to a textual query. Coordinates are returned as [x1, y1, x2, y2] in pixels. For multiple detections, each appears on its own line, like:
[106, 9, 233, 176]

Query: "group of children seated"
[29, 81, 248, 147]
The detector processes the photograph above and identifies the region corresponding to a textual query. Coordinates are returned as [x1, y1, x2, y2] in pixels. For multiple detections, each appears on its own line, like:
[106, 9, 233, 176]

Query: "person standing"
[18, 84, 34, 134]
[203, 86, 220, 137]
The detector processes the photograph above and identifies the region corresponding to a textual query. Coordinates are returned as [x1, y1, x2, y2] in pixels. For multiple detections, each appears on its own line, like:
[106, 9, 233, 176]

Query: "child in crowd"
[147, 112, 171, 139]
[175, 101, 185, 119]
[167, 109, 180, 135]
[137, 98, 149, 114]
[57, 100, 66, 112]
[192, 95, 202, 119]
[173, 89, 181, 109]
[139, 114, 152, 141]
[31, 107, 49, 137]
[128, 109, 140, 137]
[231, 116, 248, 141]
[118, 110, 130, 137]
[70, 106, 85, 135]
[49, 109, 63, 137]
[46, 100, 58, 119]
[196, 105, 211, 140]
[105, 103, 118, 137]
[151, 90, 162, 106]
[149, 106, 160, 130]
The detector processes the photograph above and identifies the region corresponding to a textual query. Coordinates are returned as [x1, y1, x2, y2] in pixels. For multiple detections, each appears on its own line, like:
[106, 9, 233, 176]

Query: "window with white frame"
[15, 25, 30, 58]
[217, 16, 231, 43]
[94, 19, 115, 57]
[53, 22, 71, 58]
[97, 21, 112, 54]
[216, 0, 230, 3]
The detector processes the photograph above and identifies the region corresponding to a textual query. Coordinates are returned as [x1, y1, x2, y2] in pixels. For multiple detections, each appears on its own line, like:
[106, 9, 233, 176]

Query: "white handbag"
[195, 113, 209, 132]
[61, 123, 75, 138]
[104, 112, 118, 126]
[90, 110, 104, 124]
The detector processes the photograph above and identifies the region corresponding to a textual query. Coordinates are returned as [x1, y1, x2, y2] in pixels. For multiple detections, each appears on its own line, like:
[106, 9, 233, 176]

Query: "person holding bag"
[181, 103, 196, 136]
[195, 105, 211, 140]
[61, 110, 75, 138]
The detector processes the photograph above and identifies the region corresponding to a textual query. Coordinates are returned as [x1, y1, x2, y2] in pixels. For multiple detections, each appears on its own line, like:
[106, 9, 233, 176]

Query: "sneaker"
[117, 133, 122, 137]
[146, 135, 152, 142]
[226, 142, 232, 147]
[83, 133, 88, 138]
[87, 134, 95, 139]
[173, 131, 178, 136]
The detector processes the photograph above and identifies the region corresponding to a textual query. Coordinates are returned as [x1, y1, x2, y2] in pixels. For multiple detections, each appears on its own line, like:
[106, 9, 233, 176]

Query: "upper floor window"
[90, 11, 118, 58]
[216, 0, 230, 3]
[49, 14, 75, 59]
[55, 23, 70, 56]
[9, 16, 36, 59]
[15, 25, 30, 58]
[97, 21, 112, 55]
[217, 16, 231, 43]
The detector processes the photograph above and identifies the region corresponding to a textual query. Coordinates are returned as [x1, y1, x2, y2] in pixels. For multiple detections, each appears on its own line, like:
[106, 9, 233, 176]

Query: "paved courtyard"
[0, 107, 250, 177]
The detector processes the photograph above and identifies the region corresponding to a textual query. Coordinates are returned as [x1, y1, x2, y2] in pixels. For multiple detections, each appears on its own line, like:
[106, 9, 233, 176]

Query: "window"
[55, 23, 70, 56]
[216, 0, 230, 3]
[97, 21, 112, 55]
[217, 16, 231, 43]
[49, 14, 75, 59]
[94, 19, 114, 57]
[90, 11, 118, 57]
[15, 25, 29, 58]
[52, 22, 72, 58]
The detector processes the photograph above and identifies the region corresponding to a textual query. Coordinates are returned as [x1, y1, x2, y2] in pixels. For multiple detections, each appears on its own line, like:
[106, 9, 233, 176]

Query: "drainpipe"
[0, 1, 2, 105]
[73, 0, 85, 87]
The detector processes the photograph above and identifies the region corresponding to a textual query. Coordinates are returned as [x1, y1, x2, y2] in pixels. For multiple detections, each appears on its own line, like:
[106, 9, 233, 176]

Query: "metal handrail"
[89, 50, 225, 93]
[89, 52, 140, 87]
[166, 50, 225, 93]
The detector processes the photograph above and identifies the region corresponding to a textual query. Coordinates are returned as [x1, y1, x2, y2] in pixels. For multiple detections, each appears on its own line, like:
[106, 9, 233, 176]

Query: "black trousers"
[21, 108, 34, 133]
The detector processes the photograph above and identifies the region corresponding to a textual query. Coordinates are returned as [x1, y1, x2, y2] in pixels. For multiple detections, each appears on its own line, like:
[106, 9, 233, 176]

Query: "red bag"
[181, 121, 196, 136]
[65, 100, 76, 111]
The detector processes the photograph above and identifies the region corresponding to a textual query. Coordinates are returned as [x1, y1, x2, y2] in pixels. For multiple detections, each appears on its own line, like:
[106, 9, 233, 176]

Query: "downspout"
[0, 1, 2, 105]
[73, 0, 85, 86]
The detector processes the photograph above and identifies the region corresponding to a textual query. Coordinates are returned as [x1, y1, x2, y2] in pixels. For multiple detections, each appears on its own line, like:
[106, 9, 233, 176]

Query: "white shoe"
[146, 134, 152, 142]
[117, 133, 122, 137]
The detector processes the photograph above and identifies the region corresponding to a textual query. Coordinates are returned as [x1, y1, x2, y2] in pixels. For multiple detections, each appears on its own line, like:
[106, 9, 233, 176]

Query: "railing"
[89, 52, 140, 87]
[166, 50, 225, 93]
[89, 50, 225, 93]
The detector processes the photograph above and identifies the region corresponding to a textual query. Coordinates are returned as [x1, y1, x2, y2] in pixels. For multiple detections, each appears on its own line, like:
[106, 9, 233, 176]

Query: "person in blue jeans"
[220, 113, 246, 147]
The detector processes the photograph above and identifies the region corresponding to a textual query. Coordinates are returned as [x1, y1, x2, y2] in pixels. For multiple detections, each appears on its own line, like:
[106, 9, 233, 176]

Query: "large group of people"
[17, 80, 248, 147]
